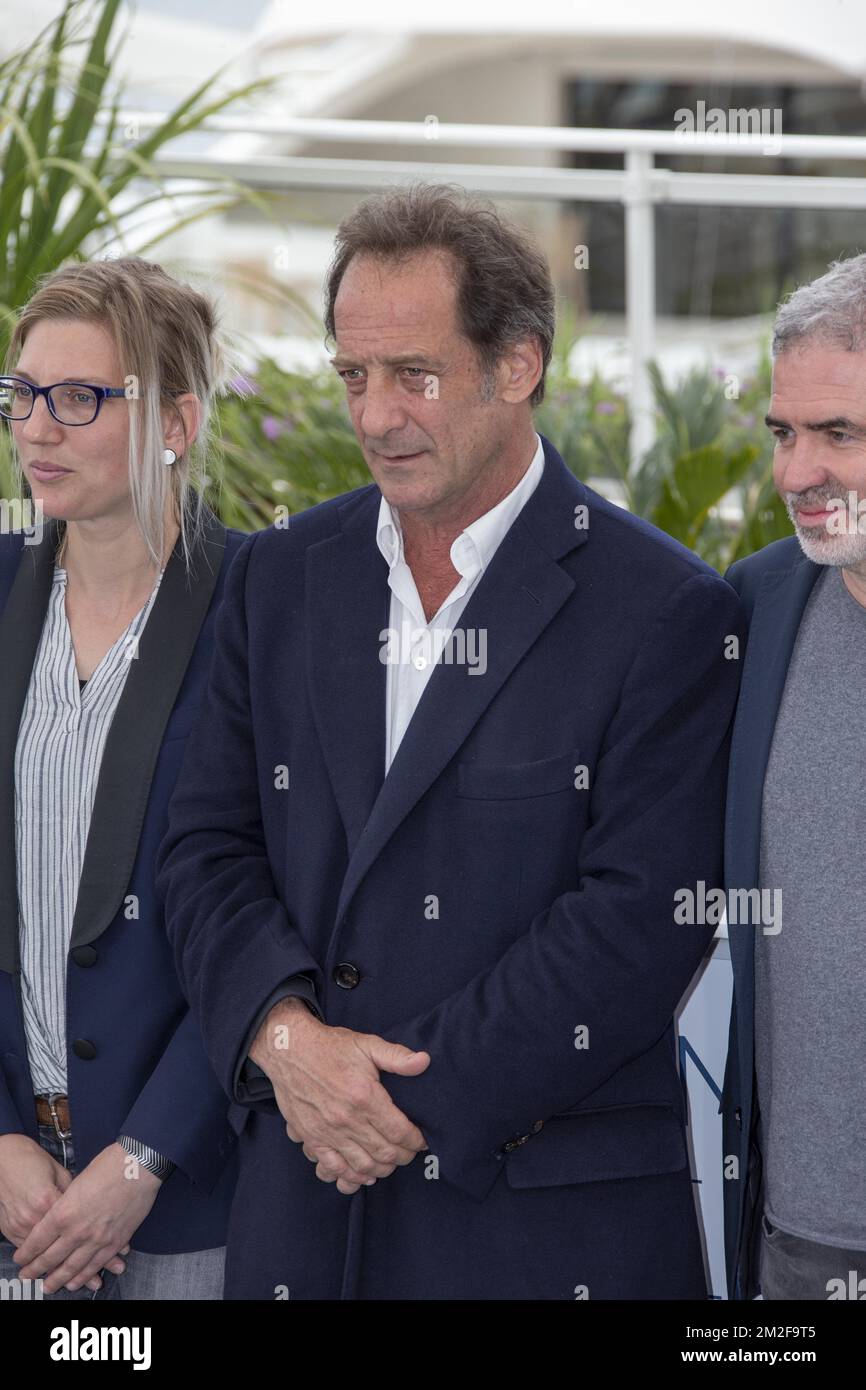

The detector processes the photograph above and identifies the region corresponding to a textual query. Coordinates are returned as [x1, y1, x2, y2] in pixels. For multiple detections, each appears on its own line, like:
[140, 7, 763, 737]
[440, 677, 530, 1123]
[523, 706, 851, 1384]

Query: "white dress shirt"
[376, 433, 545, 771]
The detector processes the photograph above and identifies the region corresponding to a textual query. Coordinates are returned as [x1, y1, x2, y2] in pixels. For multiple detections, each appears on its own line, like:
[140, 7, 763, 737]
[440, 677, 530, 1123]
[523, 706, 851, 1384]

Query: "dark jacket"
[0, 506, 245, 1252]
[721, 534, 820, 1299]
[158, 437, 746, 1297]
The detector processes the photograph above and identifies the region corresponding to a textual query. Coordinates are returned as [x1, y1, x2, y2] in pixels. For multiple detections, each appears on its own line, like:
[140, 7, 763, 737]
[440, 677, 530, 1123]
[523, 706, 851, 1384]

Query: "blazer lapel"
[0, 507, 227, 972]
[0, 524, 60, 973]
[333, 441, 589, 926]
[725, 552, 821, 986]
[70, 507, 227, 952]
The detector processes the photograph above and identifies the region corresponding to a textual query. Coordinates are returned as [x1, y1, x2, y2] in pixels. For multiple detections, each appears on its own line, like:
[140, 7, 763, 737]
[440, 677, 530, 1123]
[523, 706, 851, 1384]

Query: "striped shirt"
[14, 562, 163, 1095]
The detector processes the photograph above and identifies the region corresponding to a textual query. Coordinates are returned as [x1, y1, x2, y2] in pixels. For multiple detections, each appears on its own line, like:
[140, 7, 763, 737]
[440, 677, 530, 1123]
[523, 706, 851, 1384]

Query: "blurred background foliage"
[0, 0, 792, 573]
[0, 0, 280, 366]
[184, 335, 792, 575]
[0, 335, 792, 574]
[535, 339, 791, 571]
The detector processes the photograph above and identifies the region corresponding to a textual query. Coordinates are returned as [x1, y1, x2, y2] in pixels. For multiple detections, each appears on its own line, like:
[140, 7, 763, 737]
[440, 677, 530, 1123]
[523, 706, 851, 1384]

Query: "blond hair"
[5, 256, 229, 573]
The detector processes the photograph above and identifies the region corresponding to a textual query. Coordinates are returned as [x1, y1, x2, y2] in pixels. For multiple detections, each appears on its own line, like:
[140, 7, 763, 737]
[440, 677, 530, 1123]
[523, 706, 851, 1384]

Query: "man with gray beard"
[722, 252, 866, 1300]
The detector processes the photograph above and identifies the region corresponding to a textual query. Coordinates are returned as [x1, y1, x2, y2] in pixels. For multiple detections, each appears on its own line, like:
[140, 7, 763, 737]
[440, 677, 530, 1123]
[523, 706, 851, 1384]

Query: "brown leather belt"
[34, 1094, 72, 1136]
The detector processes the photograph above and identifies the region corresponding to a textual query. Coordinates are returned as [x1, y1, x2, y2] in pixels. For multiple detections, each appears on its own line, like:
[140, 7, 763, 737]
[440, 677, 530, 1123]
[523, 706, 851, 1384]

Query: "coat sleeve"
[377, 570, 746, 1202]
[155, 533, 325, 1117]
[0, 1072, 26, 1138]
[233, 975, 323, 1105]
[116, 1009, 228, 1191]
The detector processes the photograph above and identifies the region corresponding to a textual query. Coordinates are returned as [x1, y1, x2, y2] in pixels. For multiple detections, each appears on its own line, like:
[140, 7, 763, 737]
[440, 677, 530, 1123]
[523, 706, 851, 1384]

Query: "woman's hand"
[10, 1141, 160, 1294]
[0, 1132, 72, 1246]
[0, 1132, 121, 1292]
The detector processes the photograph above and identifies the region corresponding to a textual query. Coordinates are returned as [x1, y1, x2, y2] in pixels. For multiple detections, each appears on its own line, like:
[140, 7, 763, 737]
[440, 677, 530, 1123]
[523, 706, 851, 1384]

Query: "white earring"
[163, 448, 177, 466]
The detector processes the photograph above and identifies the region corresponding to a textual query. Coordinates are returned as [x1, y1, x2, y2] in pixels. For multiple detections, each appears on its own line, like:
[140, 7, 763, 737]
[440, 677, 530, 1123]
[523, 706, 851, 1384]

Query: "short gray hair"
[772, 252, 866, 355]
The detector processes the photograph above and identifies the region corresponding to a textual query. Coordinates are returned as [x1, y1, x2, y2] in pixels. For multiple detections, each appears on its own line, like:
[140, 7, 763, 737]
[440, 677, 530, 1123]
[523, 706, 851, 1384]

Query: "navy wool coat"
[157, 437, 745, 1297]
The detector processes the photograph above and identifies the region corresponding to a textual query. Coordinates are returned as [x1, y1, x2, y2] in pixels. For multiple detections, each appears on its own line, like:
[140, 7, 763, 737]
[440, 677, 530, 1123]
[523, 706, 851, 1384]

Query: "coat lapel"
[331, 440, 589, 927]
[725, 552, 821, 986]
[0, 507, 227, 972]
[306, 487, 390, 857]
[0, 526, 58, 973]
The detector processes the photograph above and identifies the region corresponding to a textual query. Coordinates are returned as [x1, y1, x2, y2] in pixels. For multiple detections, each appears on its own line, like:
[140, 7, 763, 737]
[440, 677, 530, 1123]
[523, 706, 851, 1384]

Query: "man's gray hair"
[772, 252, 866, 355]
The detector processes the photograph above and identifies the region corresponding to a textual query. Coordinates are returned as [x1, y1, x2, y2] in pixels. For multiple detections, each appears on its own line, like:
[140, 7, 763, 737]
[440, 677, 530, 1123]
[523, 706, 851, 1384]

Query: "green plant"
[641, 356, 791, 570]
[208, 359, 370, 532]
[0, 0, 277, 365]
[535, 306, 631, 488]
[0, 0, 323, 505]
[2, 342, 792, 568]
[0, 6, 793, 569]
[538, 328, 791, 570]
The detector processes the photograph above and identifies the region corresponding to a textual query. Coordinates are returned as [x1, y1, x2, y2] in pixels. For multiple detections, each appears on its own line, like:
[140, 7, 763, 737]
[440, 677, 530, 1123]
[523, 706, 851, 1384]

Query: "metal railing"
[112, 112, 866, 463]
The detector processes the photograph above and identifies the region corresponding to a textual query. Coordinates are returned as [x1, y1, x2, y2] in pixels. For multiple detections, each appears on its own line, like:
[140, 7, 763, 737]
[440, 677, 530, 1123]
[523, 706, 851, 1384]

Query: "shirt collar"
[376, 433, 545, 579]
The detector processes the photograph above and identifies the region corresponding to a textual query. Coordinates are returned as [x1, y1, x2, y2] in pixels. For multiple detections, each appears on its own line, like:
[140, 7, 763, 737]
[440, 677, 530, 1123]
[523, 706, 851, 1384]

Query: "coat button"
[72, 946, 97, 967]
[500, 1122, 544, 1154]
[333, 962, 360, 990]
[72, 1039, 97, 1060]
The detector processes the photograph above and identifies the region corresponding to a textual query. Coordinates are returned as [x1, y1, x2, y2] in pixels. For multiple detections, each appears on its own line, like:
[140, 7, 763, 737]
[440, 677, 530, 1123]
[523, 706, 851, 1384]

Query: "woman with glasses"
[0, 257, 245, 1299]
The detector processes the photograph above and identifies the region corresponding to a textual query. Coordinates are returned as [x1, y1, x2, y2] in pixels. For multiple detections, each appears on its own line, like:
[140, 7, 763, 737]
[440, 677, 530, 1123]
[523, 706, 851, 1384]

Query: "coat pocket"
[505, 1103, 687, 1188]
[457, 749, 582, 800]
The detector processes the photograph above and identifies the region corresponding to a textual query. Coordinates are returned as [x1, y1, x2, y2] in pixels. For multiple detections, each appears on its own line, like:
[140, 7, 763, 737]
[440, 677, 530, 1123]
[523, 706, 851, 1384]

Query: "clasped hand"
[1, 1136, 160, 1293]
[251, 1000, 430, 1195]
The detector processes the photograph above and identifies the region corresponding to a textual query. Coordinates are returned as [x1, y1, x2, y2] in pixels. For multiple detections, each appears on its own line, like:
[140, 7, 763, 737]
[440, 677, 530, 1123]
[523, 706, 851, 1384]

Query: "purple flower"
[261, 415, 283, 441]
[230, 373, 259, 397]
[595, 400, 617, 415]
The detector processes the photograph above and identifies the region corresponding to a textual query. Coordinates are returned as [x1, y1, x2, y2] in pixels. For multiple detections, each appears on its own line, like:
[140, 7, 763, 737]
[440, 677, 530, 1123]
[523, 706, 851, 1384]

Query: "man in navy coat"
[722, 253, 866, 1300]
[157, 184, 745, 1300]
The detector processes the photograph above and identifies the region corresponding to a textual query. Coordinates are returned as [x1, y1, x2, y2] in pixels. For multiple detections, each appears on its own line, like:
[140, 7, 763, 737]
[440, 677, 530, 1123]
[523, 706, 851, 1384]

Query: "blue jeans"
[0, 1124, 224, 1300]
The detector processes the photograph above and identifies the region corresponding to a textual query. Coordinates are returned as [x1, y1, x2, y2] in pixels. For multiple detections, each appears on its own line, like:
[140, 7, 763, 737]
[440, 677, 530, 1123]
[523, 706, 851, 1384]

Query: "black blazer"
[0, 506, 246, 1253]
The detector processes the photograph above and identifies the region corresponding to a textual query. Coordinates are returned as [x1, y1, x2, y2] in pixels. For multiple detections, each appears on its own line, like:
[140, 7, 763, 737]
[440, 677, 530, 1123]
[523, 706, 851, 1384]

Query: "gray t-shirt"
[757, 564, 866, 1248]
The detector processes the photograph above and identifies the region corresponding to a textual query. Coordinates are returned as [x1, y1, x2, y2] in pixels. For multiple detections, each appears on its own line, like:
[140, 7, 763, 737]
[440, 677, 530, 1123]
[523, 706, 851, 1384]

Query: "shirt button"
[413, 655, 428, 670]
[333, 962, 361, 990]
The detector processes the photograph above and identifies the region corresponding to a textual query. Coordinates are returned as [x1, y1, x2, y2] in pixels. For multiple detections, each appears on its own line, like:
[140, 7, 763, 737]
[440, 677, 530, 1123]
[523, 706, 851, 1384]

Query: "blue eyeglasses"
[0, 376, 127, 427]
